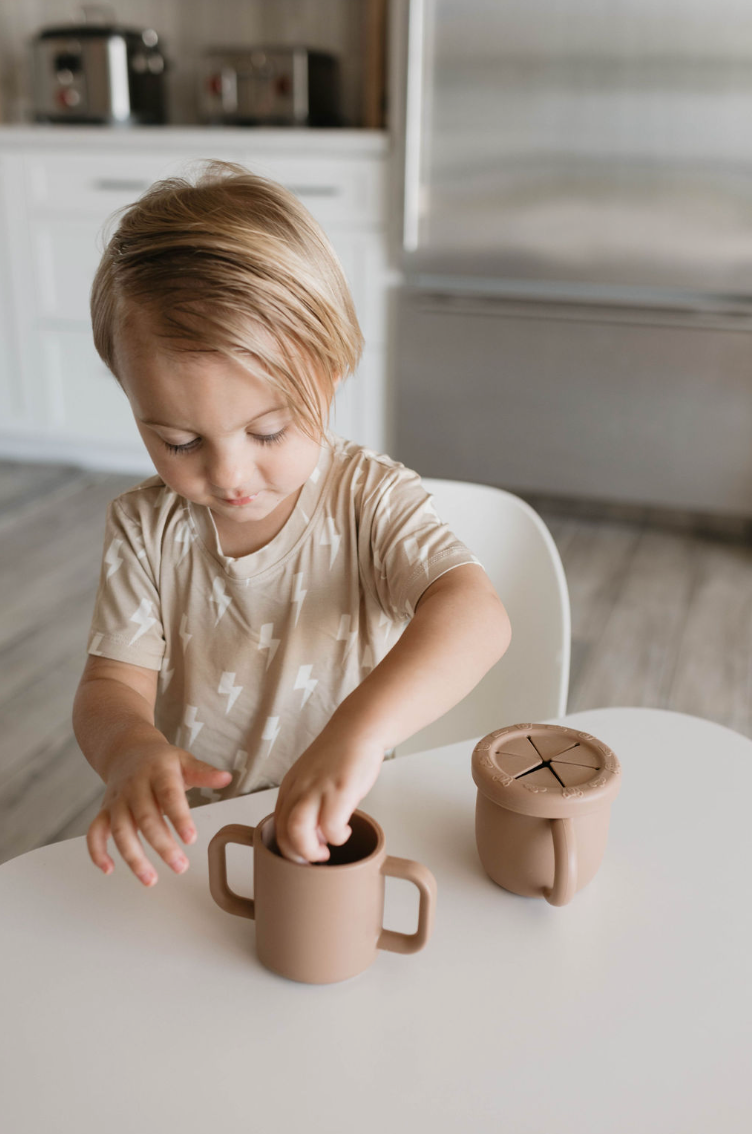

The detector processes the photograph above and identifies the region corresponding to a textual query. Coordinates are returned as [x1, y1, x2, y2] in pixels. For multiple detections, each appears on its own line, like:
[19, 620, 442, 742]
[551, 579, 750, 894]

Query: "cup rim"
[255, 809, 386, 869]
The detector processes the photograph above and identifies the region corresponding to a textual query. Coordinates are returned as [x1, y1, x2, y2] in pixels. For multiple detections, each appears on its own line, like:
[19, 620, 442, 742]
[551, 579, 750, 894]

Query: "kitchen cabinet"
[0, 127, 392, 472]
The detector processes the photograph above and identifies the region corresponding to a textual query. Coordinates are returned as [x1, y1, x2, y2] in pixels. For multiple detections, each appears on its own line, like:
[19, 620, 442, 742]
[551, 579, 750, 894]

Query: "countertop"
[0, 124, 390, 156]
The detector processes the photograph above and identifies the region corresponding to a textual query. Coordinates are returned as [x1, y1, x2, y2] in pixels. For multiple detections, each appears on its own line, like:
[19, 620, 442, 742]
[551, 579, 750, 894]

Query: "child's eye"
[251, 429, 287, 446]
[163, 438, 201, 455]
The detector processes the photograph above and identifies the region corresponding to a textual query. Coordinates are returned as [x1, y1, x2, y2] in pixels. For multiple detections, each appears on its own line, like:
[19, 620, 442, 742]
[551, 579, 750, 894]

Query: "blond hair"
[90, 160, 364, 437]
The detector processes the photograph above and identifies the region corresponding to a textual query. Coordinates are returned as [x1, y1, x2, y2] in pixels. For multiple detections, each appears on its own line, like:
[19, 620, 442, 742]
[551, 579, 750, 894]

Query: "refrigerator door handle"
[403, 0, 427, 252]
[413, 291, 752, 332]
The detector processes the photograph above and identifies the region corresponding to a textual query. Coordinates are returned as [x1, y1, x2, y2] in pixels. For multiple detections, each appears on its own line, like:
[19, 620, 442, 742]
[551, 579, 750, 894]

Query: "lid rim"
[472, 723, 621, 818]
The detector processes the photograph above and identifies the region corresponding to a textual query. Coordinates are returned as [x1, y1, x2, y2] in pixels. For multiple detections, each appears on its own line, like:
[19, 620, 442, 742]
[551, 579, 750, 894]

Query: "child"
[72, 160, 511, 886]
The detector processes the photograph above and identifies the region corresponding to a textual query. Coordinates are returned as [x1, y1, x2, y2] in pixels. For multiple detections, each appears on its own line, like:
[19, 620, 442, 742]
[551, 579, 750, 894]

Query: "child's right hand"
[86, 742, 233, 887]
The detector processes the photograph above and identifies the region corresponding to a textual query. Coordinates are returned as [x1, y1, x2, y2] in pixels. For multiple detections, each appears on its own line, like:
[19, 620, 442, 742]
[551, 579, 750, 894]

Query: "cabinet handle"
[91, 178, 151, 193]
[285, 185, 340, 198]
[403, 0, 427, 252]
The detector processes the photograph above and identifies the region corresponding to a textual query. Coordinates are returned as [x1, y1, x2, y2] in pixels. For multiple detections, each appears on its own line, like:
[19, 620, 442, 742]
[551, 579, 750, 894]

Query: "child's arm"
[274, 564, 511, 861]
[73, 656, 232, 885]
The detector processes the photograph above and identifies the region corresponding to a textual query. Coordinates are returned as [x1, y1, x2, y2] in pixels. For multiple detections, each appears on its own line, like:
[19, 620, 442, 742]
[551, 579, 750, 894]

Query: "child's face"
[115, 323, 325, 530]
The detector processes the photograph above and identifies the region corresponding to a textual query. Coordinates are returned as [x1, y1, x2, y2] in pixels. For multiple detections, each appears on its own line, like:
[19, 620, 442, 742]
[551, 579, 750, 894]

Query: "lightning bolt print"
[153, 486, 170, 510]
[373, 545, 387, 581]
[294, 664, 318, 707]
[105, 539, 124, 579]
[421, 496, 442, 523]
[179, 614, 192, 653]
[175, 519, 194, 563]
[320, 515, 341, 569]
[291, 572, 307, 626]
[159, 657, 174, 692]
[261, 715, 281, 755]
[378, 609, 393, 645]
[183, 705, 204, 748]
[232, 749, 248, 772]
[379, 482, 394, 521]
[128, 598, 157, 644]
[336, 614, 358, 658]
[211, 577, 232, 626]
[218, 671, 243, 714]
[258, 623, 280, 670]
[404, 536, 430, 573]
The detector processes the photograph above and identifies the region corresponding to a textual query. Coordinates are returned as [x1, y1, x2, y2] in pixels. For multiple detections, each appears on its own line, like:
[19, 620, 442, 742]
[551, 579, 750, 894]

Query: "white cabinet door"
[39, 328, 143, 446]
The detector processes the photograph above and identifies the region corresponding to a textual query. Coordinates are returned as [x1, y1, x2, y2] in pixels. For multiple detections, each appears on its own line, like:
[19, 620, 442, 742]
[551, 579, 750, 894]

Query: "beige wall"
[0, 0, 369, 126]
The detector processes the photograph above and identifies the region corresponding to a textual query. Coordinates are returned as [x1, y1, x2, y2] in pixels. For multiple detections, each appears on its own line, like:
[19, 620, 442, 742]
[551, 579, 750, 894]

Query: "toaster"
[32, 19, 168, 125]
[201, 47, 341, 127]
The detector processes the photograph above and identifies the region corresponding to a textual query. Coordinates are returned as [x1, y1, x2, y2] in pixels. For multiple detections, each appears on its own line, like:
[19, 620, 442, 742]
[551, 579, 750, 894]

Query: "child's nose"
[206, 448, 250, 494]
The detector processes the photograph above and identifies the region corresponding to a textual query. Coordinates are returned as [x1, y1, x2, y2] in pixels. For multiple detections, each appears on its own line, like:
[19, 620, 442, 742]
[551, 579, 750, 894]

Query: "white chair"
[397, 478, 571, 755]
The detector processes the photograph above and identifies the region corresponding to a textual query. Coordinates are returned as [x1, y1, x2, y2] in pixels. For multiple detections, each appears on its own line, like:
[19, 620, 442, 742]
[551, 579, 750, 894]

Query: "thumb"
[180, 752, 233, 789]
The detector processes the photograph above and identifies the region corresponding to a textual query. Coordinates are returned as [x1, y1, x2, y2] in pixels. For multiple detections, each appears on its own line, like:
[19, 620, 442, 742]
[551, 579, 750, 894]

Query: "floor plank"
[564, 528, 699, 712]
[667, 539, 752, 737]
[0, 461, 87, 517]
[0, 731, 103, 863]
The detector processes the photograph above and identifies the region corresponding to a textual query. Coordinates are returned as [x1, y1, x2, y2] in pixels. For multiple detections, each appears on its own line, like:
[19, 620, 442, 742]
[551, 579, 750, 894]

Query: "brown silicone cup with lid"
[207, 810, 437, 984]
[472, 723, 621, 906]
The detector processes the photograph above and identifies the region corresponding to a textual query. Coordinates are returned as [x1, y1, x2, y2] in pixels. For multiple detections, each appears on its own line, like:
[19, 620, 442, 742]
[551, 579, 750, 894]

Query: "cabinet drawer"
[32, 217, 376, 339]
[24, 151, 384, 229]
[25, 153, 178, 216]
[241, 155, 384, 229]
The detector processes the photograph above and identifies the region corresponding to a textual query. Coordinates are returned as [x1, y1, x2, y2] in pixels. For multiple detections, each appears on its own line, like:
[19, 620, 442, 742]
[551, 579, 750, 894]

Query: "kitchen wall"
[0, 0, 370, 126]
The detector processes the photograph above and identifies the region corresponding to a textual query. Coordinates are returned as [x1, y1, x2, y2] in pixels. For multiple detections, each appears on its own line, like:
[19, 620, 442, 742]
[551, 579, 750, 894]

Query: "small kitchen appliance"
[32, 5, 168, 125]
[201, 47, 340, 126]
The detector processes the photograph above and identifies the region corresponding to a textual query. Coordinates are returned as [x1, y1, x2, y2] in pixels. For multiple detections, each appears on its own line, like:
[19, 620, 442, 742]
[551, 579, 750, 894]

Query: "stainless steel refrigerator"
[392, 0, 752, 514]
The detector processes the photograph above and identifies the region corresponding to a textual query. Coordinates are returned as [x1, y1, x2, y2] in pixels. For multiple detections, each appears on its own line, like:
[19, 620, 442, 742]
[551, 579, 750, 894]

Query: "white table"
[1, 708, 750, 1133]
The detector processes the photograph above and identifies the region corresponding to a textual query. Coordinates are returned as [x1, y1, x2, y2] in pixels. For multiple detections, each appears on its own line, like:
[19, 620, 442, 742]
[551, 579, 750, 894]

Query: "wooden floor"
[2, 458, 751, 866]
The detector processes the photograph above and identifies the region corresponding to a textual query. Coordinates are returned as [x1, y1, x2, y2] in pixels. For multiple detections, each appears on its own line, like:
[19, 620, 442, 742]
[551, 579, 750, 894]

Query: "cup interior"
[261, 812, 380, 866]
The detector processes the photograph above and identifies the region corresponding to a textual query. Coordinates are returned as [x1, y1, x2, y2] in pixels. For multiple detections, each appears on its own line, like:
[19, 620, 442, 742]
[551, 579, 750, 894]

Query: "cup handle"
[377, 855, 437, 955]
[544, 817, 577, 906]
[207, 823, 256, 920]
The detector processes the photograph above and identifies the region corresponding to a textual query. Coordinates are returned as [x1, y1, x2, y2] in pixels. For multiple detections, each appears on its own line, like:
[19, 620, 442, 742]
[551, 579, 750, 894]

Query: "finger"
[180, 753, 233, 790]
[87, 810, 115, 875]
[109, 800, 159, 887]
[131, 786, 190, 875]
[153, 769, 197, 845]
[277, 797, 329, 863]
[317, 793, 354, 847]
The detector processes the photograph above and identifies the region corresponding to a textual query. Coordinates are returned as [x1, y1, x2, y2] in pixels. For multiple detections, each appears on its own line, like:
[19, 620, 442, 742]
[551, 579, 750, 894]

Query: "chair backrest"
[397, 478, 571, 755]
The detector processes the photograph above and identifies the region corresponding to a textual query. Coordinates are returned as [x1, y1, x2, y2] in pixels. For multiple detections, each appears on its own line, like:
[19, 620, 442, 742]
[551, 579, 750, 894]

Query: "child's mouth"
[222, 494, 260, 506]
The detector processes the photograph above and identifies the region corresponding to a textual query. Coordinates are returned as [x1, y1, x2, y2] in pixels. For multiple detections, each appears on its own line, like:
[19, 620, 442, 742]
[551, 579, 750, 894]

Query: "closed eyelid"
[140, 407, 288, 432]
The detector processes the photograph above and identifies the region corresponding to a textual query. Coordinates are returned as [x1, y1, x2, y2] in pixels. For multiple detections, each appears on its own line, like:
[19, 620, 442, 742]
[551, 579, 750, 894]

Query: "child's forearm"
[73, 672, 163, 783]
[327, 565, 511, 752]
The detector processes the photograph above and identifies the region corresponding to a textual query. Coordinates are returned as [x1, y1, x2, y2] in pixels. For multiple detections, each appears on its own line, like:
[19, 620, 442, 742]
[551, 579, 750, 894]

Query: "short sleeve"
[86, 501, 166, 670]
[360, 466, 481, 621]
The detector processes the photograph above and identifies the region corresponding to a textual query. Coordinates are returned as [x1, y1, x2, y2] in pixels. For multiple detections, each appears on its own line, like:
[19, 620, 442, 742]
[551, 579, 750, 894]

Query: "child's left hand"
[274, 721, 385, 862]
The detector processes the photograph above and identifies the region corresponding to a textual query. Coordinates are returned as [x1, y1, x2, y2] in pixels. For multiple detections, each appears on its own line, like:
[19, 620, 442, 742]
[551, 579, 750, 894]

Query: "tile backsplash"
[0, 0, 369, 126]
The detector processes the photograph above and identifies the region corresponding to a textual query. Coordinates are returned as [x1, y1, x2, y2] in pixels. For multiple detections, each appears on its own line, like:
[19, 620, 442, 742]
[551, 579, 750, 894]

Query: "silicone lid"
[472, 723, 621, 818]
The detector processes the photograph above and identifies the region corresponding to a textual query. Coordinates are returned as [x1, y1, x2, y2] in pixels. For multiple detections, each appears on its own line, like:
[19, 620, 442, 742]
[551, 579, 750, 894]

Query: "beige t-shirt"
[87, 434, 480, 800]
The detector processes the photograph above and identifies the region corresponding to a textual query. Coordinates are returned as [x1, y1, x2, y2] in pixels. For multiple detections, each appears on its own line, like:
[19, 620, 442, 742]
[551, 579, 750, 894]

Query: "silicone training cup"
[472, 723, 621, 906]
